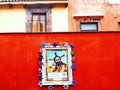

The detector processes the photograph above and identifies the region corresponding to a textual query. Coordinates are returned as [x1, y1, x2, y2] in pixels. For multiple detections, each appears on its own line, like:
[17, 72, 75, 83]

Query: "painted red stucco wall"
[0, 32, 120, 90]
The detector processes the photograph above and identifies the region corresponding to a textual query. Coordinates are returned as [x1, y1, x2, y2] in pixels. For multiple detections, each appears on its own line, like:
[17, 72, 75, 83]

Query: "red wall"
[0, 32, 120, 90]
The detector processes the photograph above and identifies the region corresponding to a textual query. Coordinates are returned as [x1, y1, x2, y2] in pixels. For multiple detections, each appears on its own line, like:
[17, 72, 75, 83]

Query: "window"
[80, 22, 98, 32]
[26, 8, 52, 32]
[32, 13, 46, 32]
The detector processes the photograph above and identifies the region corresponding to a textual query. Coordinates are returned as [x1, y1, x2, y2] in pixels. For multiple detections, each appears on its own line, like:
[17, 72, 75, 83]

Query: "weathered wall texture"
[0, 32, 120, 90]
[68, 0, 120, 31]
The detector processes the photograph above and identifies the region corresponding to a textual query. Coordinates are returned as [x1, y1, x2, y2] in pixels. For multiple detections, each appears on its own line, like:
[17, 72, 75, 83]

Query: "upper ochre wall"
[0, 4, 68, 32]
[0, 5, 26, 32]
[52, 4, 68, 32]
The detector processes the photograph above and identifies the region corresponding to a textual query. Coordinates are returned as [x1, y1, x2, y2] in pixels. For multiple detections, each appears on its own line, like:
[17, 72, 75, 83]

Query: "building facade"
[0, 0, 68, 32]
[1, 0, 120, 32]
[68, 0, 120, 32]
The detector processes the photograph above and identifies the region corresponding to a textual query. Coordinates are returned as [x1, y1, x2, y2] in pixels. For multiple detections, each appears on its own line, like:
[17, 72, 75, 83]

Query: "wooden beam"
[23, 4, 55, 8]
[8, 4, 13, 8]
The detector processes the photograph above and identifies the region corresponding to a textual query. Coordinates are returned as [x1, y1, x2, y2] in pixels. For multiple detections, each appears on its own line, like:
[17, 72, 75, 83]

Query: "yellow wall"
[52, 4, 68, 32]
[0, 5, 26, 32]
[0, 4, 68, 32]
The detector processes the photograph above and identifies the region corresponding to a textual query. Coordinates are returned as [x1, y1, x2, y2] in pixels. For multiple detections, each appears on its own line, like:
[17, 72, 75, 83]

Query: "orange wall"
[0, 32, 120, 90]
[68, 0, 120, 31]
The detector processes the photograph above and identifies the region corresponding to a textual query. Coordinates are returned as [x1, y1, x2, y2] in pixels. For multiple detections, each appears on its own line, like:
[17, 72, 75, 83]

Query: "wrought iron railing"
[0, 0, 68, 2]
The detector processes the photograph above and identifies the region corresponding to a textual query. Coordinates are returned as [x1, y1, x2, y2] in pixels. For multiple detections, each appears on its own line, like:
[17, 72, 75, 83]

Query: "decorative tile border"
[38, 42, 75, 90]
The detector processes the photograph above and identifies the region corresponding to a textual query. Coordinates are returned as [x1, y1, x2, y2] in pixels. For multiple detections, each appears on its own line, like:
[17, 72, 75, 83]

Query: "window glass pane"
[40, 14, 46, 32]
[80, 23, 98, 31]
[118, 23, 120, 30]
[32, 14, 38, 32]
[32, 13, 46, 32]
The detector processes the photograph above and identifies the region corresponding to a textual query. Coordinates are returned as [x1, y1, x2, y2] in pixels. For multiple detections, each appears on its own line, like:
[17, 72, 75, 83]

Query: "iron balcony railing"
[0, 0, 68, 2]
